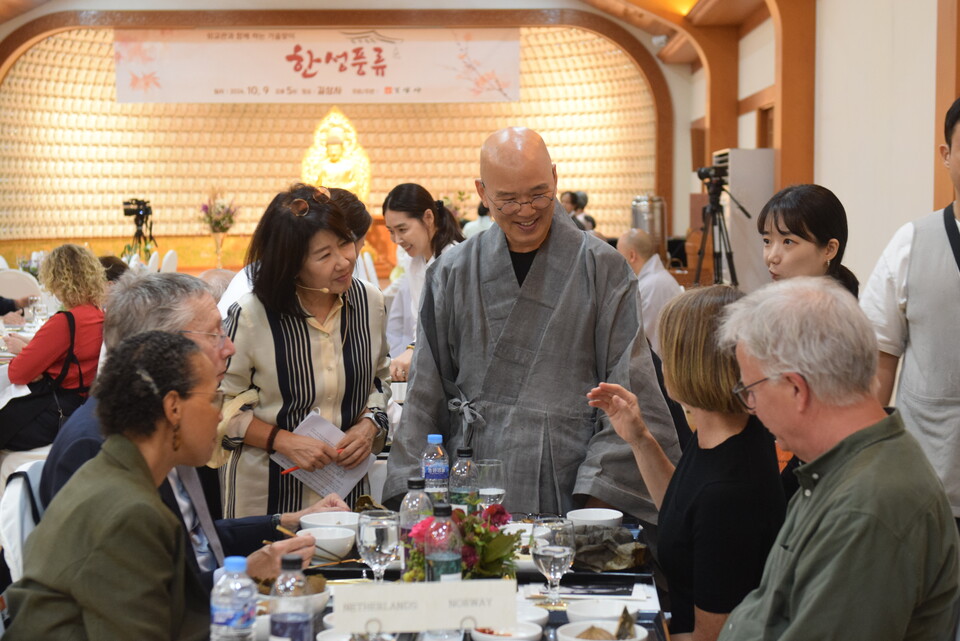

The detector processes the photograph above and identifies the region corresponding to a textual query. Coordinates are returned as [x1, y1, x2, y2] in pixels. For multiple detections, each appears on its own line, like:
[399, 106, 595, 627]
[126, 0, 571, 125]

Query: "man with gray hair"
[616, 228, 682, 354]
[38, 272, 345, 586]
[716, 277, 958, 641]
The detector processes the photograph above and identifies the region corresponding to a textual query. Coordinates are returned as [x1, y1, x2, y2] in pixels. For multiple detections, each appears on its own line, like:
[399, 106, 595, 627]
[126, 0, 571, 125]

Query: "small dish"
[557, 620, 647, 641]
[516, 604, 549, 626]
[472, 621, 542, 641]
[565, 599, 639, 623]
[297, 526, 354, 561]
[300, 511, 360, 534]
[565, 508, 623, 528]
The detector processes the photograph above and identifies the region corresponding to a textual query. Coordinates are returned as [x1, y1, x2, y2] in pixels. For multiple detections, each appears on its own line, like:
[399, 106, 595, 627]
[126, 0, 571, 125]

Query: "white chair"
[0, 445, 51, 493]
[160, 249, 178, 273]
[0, 459, 46, 583]
[146, 251, 160, 272]
[0, 269, 41, 300]
[0, 255, 8, 269]
[128, 254, 143, 272]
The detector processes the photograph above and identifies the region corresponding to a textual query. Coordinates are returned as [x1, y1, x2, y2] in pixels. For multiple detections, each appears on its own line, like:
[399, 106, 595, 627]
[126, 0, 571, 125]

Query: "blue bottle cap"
[224, 556, 247, 573]
[427, 434, 443, 444]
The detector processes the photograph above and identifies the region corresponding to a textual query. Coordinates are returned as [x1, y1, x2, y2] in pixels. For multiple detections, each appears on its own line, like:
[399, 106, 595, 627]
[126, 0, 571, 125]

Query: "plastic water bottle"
[399, 477, 433, 573]
[449, 447, 478, 514]
[210, 556, 257, 640]
[420, 434, 449, 504]
[424, 503, 462, 582]
[270, 554, 313, 641]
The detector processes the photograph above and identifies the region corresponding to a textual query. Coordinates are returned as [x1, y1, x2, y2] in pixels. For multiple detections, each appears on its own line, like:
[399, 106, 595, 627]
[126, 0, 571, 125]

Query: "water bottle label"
[423, 463, 449, 480]
[211, 603, 255, 629]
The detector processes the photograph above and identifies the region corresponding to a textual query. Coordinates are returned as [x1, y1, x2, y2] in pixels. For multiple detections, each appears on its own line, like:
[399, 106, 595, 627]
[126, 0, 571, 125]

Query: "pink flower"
[482, 504, 510, 527]
[409, 517, 434, 543]
[462, 544, 478, 568]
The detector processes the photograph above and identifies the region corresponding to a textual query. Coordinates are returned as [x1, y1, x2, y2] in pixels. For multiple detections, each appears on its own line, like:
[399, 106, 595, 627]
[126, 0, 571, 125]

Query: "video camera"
[123, 198, 152, 218]
[696, 165, 728, 182]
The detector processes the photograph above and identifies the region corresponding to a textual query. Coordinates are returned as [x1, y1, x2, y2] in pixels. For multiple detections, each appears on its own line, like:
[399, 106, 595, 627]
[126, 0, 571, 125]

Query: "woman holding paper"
[219, 184, 391, 518]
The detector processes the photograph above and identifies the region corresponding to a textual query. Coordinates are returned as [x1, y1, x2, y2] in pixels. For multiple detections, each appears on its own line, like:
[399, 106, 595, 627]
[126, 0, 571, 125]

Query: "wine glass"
[531, 517, 575, 606]
[476, 459, 505, 510]
[356, 510, 400, 584]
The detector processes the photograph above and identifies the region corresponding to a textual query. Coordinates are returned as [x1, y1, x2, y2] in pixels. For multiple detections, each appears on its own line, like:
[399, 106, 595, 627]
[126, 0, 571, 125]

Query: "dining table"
[301, 515, 668, 641]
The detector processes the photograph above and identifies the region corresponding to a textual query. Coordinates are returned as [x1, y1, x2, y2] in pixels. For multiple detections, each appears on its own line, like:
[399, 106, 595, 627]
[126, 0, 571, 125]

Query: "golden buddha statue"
[301, 107, 371, 203]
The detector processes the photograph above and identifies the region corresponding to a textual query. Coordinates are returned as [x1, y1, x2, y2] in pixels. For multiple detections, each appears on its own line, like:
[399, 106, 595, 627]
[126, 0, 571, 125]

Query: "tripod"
[693, 177, 739, 287]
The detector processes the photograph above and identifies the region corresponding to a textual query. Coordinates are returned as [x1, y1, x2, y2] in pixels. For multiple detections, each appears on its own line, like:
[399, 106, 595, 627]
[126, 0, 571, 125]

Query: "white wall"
[737, 18, 774, 150]
[0, 0, 698, 238]
[815, 0, 939, 283]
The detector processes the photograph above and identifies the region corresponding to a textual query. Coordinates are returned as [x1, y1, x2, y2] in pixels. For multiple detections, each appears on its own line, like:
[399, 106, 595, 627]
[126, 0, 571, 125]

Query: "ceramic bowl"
[472, 621, 543, 641]
[297, 526, 354, 560]
[300, 511, 360, 535]
[557, 620, 647, 641]
[565, 508, 623, 528]
[516, 604, 549, 626]
[565, 599, 640, 623]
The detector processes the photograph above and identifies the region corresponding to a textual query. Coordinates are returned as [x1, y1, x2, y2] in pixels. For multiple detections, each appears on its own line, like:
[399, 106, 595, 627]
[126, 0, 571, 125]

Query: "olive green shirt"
[719, 411, 959, 641]
[4, 434, 208, 640]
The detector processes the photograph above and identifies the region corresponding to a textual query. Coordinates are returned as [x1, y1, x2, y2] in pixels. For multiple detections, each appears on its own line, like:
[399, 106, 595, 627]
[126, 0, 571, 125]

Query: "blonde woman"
[3, 244, 105, 450]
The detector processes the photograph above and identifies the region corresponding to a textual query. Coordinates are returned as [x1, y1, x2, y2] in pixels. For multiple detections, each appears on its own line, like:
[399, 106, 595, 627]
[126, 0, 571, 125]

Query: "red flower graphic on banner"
[129, 72, 162, 92]
[116, 42, 155, 64]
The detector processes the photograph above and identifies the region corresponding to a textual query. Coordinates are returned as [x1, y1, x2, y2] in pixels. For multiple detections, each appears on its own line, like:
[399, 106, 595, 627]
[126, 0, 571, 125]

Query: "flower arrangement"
[403, 504, 521, 582]
[200, 190, 238, 233]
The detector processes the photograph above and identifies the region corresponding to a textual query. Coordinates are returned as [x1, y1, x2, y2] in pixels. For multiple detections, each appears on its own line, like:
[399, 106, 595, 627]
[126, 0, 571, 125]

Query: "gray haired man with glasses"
[37, 272, 347, 589]
[384, 127, 680, 522]
[716, 276, 958, 641]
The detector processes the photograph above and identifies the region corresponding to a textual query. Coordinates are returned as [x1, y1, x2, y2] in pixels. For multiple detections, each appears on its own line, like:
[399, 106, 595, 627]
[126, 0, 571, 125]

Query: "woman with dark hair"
[1, 244, 105, 450]
[220, 183, 390, 517]
[757, 184, 859, 296]
[588, 286, 785, 641]
[382, 182, 464, 382]
[5, 331, 215, 640]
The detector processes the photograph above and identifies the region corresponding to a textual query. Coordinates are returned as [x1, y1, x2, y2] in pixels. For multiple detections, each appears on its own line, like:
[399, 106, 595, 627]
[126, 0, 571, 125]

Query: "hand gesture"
[335, 419, 377, 469]
[390, 347, 413, 382]
[587, 382, 650, 447]
[246, 534, 316, 579]
[279, 432, 338, 472]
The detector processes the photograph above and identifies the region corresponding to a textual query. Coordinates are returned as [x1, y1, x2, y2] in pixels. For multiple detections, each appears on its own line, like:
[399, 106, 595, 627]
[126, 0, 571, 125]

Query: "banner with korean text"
[114, 28, 520, 104]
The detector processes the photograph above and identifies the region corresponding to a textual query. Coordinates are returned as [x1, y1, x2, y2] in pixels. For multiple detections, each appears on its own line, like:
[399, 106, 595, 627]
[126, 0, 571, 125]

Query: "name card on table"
[335, 580, 517, 633]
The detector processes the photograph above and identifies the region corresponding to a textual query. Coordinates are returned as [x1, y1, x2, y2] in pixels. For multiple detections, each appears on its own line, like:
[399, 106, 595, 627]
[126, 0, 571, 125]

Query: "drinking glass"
[476, 459, 505, 510]
[25, 296, 41, 330]
[356, 510, 400, 584]
[531, 517, 575, 606]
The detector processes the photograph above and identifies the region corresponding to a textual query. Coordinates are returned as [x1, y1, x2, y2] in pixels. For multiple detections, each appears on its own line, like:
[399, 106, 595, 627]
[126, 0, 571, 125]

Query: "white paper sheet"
[269, 409, 375, 497]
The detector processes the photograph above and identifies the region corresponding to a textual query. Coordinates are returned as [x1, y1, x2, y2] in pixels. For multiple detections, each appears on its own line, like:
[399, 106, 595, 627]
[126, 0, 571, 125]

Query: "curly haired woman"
[2, 244, 105, 450]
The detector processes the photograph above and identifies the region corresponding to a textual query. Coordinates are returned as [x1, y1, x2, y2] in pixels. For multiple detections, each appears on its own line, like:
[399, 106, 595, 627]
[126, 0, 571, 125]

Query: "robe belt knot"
[448, 397, 482, 425]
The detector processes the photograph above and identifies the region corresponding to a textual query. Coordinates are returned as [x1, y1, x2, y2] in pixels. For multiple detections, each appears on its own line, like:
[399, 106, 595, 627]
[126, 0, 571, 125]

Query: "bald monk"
[384, 127, 680, 522]
[617, 229, 683, 355]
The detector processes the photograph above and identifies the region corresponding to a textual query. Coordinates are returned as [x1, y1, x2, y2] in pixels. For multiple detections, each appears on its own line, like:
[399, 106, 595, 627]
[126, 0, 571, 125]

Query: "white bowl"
[323, 612, 336, 630]
[565, 599, 640, 623]
[297, 526, 355, 560]
[557, 620, 647, 641]
[517, 604, 549, 626]
[300, 511, 360, 534]
[565, 508, 623, 528]
[316, 631, 351, 641]
[472, 621, 542, 641]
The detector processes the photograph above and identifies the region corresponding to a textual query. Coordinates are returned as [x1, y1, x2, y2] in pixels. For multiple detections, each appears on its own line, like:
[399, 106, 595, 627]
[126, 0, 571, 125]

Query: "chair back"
[160, 250, 178, 273]
[0, 255, 8, 269]
[0, 270, 41, 300]
[0, 459, 46, 583]
[146, 251, 160, 272]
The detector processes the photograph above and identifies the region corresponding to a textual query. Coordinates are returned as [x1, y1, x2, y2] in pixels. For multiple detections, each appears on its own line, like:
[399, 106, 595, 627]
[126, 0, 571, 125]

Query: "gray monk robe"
[384, 204, 681, 522]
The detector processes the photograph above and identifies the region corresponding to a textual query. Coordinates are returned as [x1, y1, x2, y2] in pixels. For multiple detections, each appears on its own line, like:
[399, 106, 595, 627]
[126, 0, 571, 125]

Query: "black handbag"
[0, 311, 88, 451]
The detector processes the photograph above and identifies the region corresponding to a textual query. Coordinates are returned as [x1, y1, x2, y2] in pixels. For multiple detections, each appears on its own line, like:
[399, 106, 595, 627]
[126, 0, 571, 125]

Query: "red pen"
[281, 466, 300, 475]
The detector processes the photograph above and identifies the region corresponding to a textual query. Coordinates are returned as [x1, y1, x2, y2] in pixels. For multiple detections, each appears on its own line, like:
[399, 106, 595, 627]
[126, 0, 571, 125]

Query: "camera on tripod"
[696, 165, 728, 182]
[122, 199, 152, 218]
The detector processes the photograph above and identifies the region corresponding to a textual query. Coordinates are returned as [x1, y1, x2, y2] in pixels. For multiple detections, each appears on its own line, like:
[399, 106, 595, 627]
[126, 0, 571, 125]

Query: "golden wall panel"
[0, 26, 654, 266]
